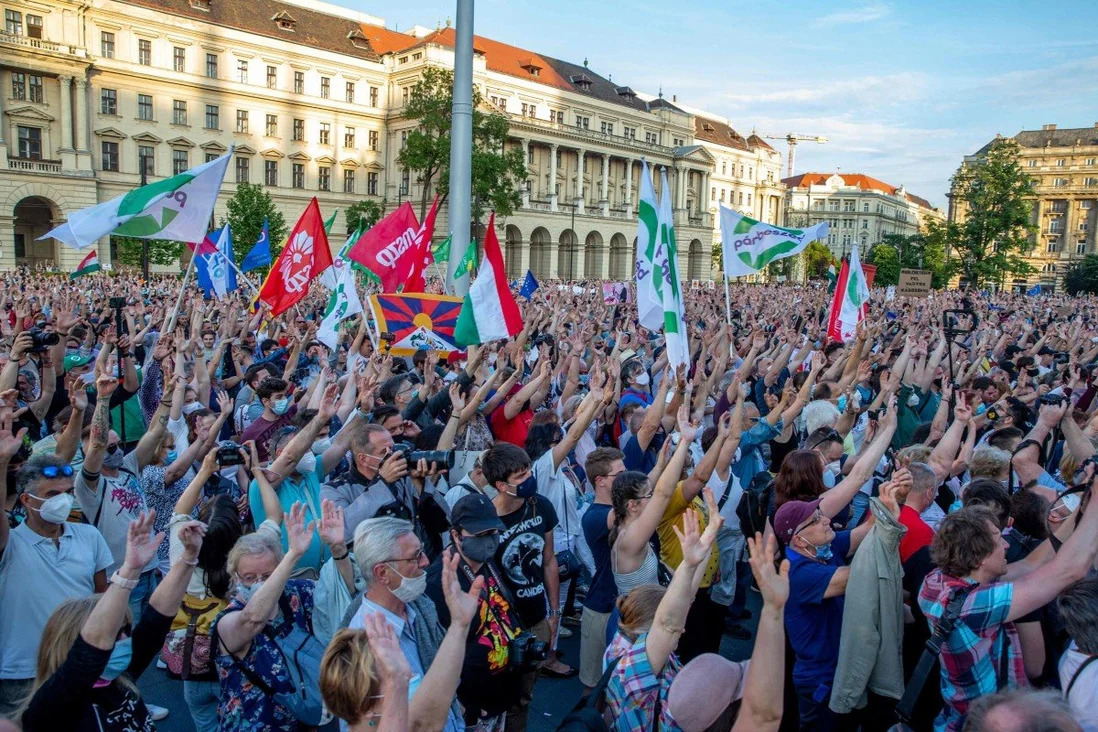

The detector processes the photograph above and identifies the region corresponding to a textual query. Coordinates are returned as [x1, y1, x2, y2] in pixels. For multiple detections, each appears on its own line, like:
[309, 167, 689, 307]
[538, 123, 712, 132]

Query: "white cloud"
[815, 2, 891, 27]
[721, 72, 928, 107]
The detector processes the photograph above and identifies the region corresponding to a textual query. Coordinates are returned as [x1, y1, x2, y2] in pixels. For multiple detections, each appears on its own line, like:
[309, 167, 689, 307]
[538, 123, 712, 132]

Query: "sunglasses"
[37, 465, 75, 478]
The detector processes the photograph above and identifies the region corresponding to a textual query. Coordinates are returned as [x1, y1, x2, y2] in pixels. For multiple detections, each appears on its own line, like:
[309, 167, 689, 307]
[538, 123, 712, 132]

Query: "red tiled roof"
[694, 116, 748, 151]
[783, 172, 937, 211]
[746, 134, 774, 151]
[355, 23, 419, 55]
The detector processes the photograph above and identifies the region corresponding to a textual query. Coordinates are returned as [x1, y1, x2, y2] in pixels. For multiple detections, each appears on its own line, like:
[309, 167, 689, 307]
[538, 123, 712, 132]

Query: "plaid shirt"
[918, 569, 1026, 731]
[604, 632, 682, 732]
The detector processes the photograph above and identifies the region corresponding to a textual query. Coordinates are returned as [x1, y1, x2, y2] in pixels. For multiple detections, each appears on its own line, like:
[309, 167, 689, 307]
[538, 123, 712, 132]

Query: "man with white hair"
[342, 516, 463, 732]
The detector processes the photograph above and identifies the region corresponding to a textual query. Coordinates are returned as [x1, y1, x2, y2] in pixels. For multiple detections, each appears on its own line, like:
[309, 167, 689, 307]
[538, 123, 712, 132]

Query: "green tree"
[110, 236, 184, 269]
[346, 200, 383, 234]
[868, 243, 901, 286]
[943, 138, 1036, 287]
[803, 241, 832, 279]
[222, 183, 287, 266]
[398, 67, 527, 222]
[1063, 255, 1098, 295]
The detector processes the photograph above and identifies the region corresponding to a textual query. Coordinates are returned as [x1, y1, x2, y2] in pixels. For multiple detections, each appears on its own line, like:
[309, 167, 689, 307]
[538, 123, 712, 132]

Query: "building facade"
[782, 172, 944, 260]
[948, 124, 1098, 291]
[1, 0, 773, 278]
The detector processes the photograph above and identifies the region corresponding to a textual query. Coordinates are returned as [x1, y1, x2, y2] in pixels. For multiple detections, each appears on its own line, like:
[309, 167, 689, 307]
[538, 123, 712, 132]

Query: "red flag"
[187, 235, 219, 256]
[258, 198, 332, 316]
[403, 195, 441, 293]
[346, 202, 421, 292]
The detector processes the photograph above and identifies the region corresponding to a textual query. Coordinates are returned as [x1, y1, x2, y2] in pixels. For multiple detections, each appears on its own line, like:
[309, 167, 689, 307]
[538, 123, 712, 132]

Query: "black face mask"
[457, 533, 500, 563]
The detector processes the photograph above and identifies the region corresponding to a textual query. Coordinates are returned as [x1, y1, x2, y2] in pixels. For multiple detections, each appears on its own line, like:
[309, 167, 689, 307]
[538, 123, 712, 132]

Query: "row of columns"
[56, 75, 90, 154]
[515, 138, 709, 218]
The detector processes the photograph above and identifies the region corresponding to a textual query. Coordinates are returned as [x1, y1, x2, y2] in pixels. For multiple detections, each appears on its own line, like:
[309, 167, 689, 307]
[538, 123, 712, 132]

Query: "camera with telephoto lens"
[508, 630, 550, 671]
[217, 441, 245, 466]
[25, 328, 59, 352]
[391, 442, 456, 470]
[1040, 393, 1066, 407]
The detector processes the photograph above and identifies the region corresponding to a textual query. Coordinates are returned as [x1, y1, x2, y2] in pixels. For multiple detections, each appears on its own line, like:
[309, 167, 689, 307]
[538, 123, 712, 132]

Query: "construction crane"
[761, 133, 828, 178]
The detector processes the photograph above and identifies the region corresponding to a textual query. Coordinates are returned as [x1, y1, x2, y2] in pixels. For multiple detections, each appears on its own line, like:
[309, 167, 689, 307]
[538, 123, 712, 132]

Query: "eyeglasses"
[794, 510, 826, 535]
[382, 548, 426, 564]
[36, 465, 75, 478]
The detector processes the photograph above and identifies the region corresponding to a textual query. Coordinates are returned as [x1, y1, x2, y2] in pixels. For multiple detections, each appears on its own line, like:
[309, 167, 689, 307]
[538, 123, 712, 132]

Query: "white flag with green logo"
[634, 160, 665, 331]
[42, 149, 232, 249]
[317, 259, 363, 350]
[657, 169, 689, 369]
[719, 205, 828, 277]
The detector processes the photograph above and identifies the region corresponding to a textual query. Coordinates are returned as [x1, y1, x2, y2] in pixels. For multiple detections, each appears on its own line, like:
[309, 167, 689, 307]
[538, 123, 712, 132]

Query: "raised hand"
[672, 507, 712, 568]
[361, 612, 413, 683]
[953, 391, 973, 423]
[318, 382, 339, 421]
[675, 404, 698, 443]
[121, 510, 165, 573]
[0, 407, 27, 462]
[283, 501, 316, 558]
[878, 467, 911, 518]
[176, 520, 207, 562]
[442, 550, 485, 628]
[317, 498, 345, 549]
[448, 381, 467, 414]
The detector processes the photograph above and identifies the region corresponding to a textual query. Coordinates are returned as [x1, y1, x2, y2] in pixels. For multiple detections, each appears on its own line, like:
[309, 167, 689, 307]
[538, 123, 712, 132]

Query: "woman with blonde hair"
[20, 510, 205, 730]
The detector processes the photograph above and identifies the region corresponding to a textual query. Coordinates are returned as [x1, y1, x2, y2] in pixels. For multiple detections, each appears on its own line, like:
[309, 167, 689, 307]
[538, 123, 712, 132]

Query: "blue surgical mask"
[100, 638, 132, 681]
[810, 542, 834, 561]
[272, 397, 290, 416]
[837, 395, 847, 412]
[236, 579, 264, 603]
[165, 450, 178, 464]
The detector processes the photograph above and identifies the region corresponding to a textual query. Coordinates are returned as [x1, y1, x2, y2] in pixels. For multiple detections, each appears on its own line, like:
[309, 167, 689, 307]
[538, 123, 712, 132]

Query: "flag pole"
[225, 257, 260, 295]
[167, 250, 197, 332]
[722, 271, 732, 324]
[431, 261, 450, 295]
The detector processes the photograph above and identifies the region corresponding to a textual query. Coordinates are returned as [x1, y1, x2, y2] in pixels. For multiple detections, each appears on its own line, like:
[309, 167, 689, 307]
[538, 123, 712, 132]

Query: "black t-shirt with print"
[494, 495, 558, 627]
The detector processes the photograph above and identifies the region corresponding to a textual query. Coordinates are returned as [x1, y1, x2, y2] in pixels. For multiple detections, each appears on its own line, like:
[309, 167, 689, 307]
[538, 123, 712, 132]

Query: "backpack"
[160, 594, 227, 679]
[555, 657, 620, 731]
[735, 473, 774, 537]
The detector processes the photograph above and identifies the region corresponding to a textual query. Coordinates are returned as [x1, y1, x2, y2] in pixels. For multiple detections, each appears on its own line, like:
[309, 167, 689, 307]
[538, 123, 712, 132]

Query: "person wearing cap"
[1035, 346, 1057, 376]
[620, 358, 654, 413]
[425, 493, 524, 728]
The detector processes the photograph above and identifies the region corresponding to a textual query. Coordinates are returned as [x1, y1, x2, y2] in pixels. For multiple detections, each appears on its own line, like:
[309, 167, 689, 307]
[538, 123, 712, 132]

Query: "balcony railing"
[8, 157, 62, 173]
[507, 112, 675, 156]
[0, 31, 85, 56]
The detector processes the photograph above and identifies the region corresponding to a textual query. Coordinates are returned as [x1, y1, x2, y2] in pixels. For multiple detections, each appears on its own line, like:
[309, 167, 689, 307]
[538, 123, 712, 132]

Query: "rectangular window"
[266, 65, 277, 89]
[294, 71, 304, 94]
[600, 121, 614, 135]
[236, 59, 248, 83]
[344, 126, 355, 148]
[138, 39, 152, 66]
[101, 88, 117, 115]
[1028, 159, 1037, 167]
[1057, 159, 1066, 167]
[576, 115, 589, 129]
[1085, 178, 1098, 187]
[138, 94, 153, 121]
[1054, 178, 1069, 187]
[367, 171, 378, 195]
[28, 75, 42, 103]
[369, 86, 378, 106]
[843, 201, 855, 211]
[1082, 201, 1094, 209]
[138, 145, 155, 175]
[205, 104, 219, 129]
[710, 187, 716, 201]
[345, 81, 354, 103]
[747, 193, 752, 206]
[17, 126, 41, 159]
[172, 149, 189, 175]
[265, 114, 277, 137]
[292, 163, 305, 189]
[205, 153, 217, 163]
[1086, 158, 1096, 166]
[401, 169, 410, 196]
[343, 168, 355, 193]
[25, 14, 41, 38]
[172, 99, 187, 125]
[173, 46, 185, 72]
[101, 31, 115, 58]
[1078, 242, 1088, 255]
[235, 156, 249, 183]
[1050, 219, 1063, 233]
[11, 73, 25, 101]
[205, 53, 218, 78]
[235, 109, 248, 133]
[368, 130, 379, 151]
[264, 159, 278, 187]
[402, 87, 409, 105]
[320, 76, 330, 99]
[292, 118, 304, 141]
[5, 9, 22, 35]
[319, 122, 330, 145]
[101, 141, 119, 171]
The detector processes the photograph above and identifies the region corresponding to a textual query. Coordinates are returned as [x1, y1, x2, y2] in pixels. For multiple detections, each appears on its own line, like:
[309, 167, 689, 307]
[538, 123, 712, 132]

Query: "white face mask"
[295, 451, 317, 475]
[311, 437, 332, 455]
[182, 402, 202, 415]
[635, 371, 651, 387]
[27, 492, 74, 524]
[388, 566, 427, 603]
[79, 372, 96, 386]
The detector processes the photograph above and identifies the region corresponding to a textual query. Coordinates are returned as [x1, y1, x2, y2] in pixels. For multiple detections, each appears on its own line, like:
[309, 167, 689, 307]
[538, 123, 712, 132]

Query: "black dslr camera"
[1039, 393, 1066, 407]
[217, 441, 245, 466]
[509, 631, 550, 671]
[25, 328, 59, 352]
[391, 442, 456, 470]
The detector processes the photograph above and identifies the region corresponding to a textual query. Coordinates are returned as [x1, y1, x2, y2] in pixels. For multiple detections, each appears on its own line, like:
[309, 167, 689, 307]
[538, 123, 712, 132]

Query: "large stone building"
[782, 172, 945, 260]
[949, 124, 1098, 291]
[0, 0, 787, 277]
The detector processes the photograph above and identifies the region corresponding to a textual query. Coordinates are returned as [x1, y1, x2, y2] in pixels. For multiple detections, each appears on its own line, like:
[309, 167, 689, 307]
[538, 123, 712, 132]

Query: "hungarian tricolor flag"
[826, 245, 874, 342]
[257, 198, 332, 316]
[403, 195, 441, 293]
[826, 258, 838, 293]
[71, 250, 101, 279]
[455, 214, 522, 346]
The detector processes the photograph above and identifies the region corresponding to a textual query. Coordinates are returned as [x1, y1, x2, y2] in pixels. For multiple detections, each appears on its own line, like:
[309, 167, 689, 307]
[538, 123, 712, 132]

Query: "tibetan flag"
[719, 205, 829, 277]
[455, 213, 523, 346]
[44, 148, 232, 249]
[258, 198, 332, 316]
[404, 195, 441, 293]
[71, 250, 101, 279]
[241, 219, 272, 271]
[367, 292, 463, 356]
[520, 270, 539, 299]
[346, 202, 421, 292]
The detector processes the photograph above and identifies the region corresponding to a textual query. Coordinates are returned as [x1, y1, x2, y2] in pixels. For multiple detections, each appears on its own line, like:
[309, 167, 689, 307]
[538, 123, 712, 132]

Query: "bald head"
[963, 689, 1081, 732]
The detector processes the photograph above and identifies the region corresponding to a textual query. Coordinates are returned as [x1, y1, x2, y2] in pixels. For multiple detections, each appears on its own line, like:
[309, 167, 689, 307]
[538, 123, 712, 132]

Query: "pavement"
[139, 592, 763, 731]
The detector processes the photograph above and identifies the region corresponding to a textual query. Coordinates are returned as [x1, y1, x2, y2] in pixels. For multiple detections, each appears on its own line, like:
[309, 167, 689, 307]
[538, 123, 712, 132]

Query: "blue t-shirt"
[581, 503, 618, 613]
[623, 431, 665, 473]
[248, 464, 328, 573]
[784, 530, 853, 690]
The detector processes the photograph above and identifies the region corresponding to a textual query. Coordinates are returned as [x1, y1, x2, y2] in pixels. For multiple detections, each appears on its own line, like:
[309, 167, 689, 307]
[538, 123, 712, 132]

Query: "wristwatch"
[109, 571, 140, 590]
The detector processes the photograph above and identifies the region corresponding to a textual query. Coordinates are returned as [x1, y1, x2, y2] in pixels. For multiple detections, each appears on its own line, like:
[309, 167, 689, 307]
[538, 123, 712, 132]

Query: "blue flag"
[241, 218, 272, 272]
[195, 225, 237, 299]
[520, 270, 539, 299]
[1026, 284, 1042, 297]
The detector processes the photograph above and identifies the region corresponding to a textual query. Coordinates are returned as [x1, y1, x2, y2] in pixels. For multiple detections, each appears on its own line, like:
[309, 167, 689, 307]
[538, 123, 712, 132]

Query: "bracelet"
[331, 547, 349, 561]
[547, 608, 562, 617]
[182, 557, 199, 566]
[109, 571, 139, 590]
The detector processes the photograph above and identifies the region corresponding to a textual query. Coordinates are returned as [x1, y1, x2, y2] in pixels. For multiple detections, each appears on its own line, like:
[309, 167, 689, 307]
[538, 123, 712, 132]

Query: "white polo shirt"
[0, 521, 112, 679]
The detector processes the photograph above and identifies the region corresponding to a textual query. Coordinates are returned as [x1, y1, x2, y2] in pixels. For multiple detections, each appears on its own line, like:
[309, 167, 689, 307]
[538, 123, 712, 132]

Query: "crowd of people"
[0, 265, 1097, 732]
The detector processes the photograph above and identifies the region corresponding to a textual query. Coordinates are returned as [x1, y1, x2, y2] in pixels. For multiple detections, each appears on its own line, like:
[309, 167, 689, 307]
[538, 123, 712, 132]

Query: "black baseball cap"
[450, 493, 505, 534]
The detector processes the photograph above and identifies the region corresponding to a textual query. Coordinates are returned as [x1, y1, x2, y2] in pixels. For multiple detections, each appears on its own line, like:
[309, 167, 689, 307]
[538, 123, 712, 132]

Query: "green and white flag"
[454, 239, 477, 277]
[43, 149, 232, 249]
[718, 205, 829, 277]
[634, 160, 665, 331]
[317, 260, 363, 350]
[656, 168, 689, 369]
[432, 235, 452, 263]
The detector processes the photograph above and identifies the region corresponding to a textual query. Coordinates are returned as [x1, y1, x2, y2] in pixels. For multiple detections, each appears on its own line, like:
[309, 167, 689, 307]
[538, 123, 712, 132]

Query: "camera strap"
[457, 552, 524, 630]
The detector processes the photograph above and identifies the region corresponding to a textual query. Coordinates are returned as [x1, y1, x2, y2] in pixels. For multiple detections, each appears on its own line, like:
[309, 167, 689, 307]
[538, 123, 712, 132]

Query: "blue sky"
[342, 0, 1098, 209]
